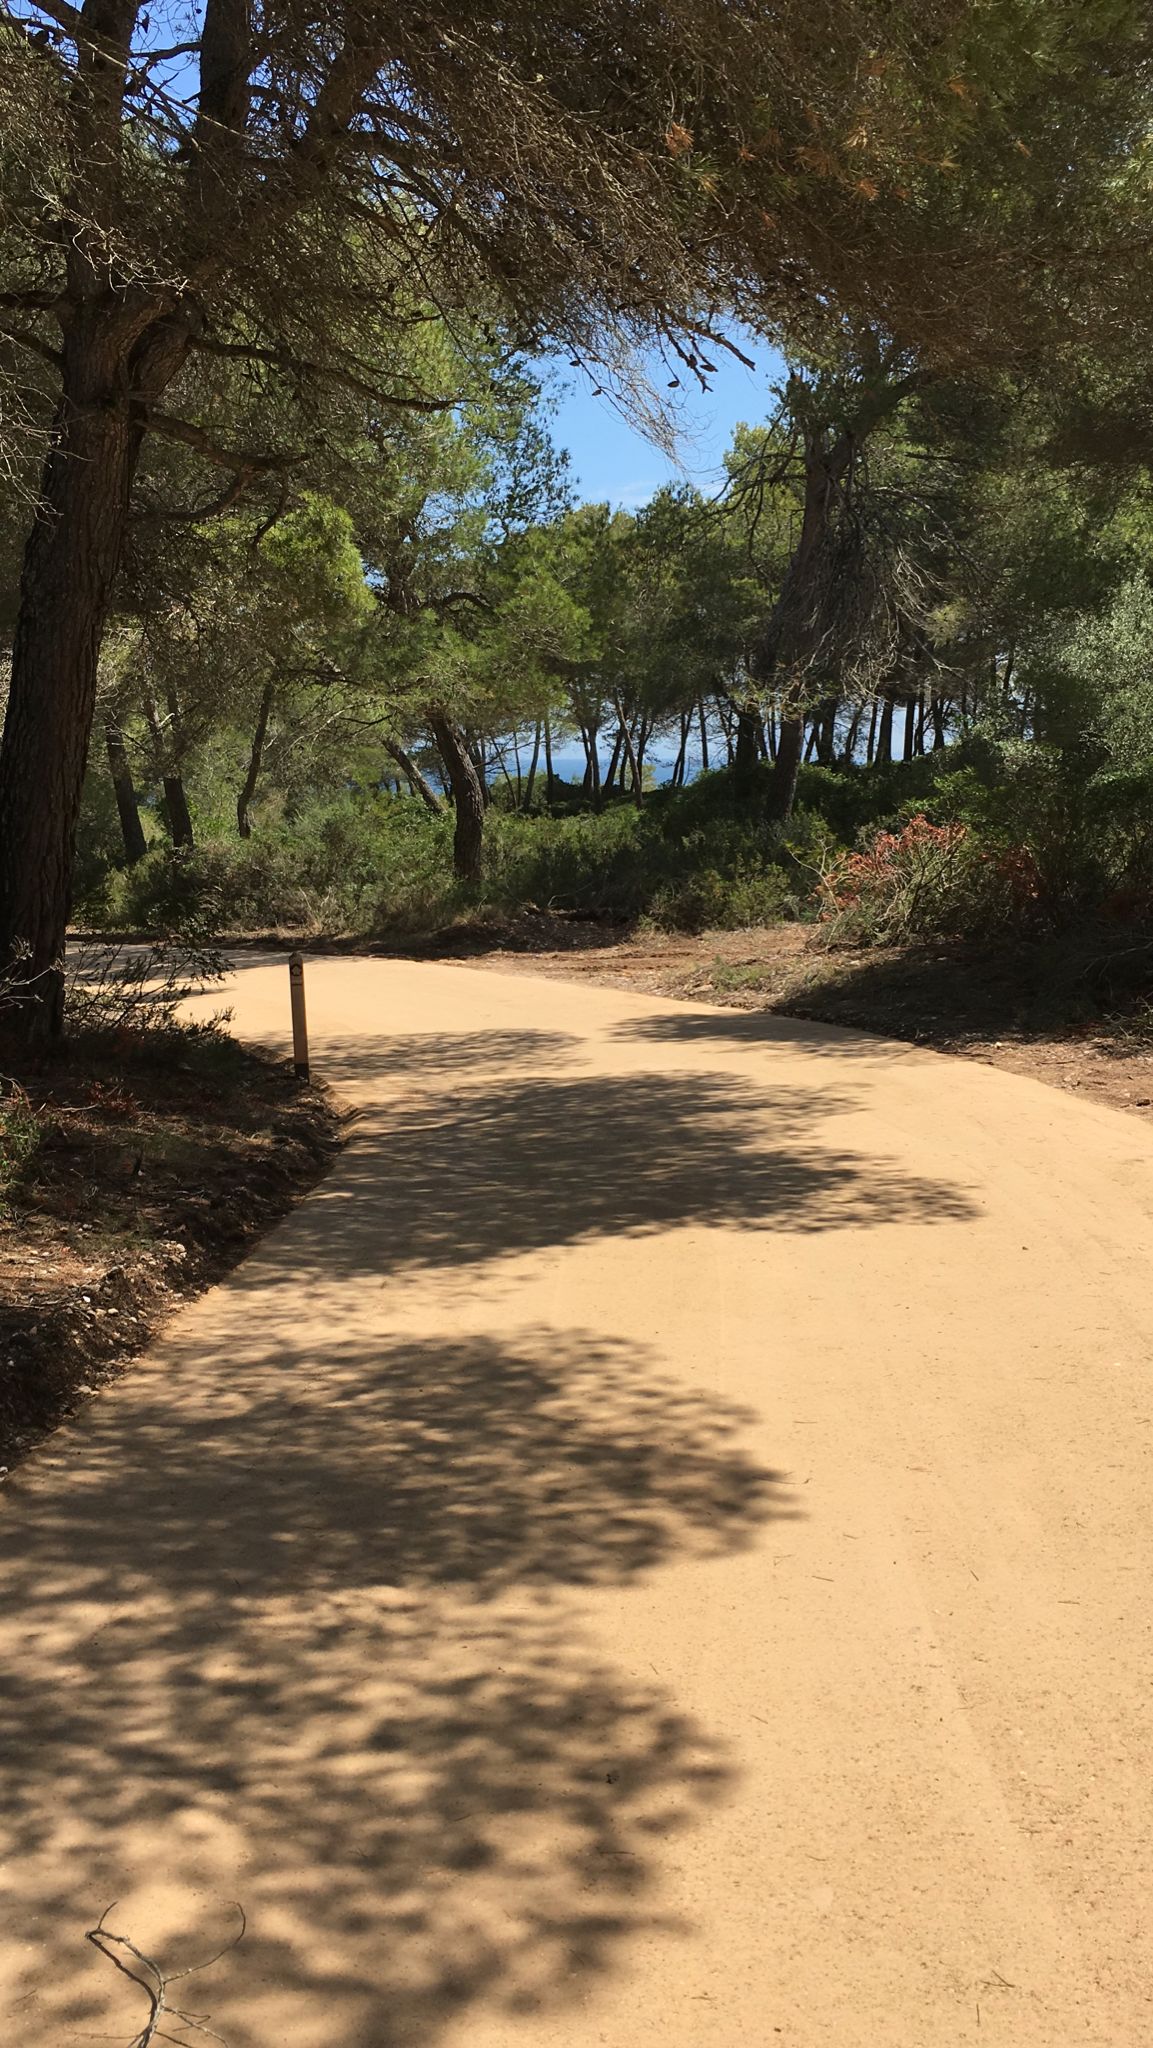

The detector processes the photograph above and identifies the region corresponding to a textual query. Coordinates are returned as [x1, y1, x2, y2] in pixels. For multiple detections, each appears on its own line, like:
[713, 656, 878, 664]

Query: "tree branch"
[135, 405, 300, 473]
[189, 335, 457, 411]
[0, 319, 62, 367]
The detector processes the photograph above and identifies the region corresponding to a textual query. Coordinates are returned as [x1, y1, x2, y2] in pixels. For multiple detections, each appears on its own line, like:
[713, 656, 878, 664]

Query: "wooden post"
[288, 951, 309, 1081]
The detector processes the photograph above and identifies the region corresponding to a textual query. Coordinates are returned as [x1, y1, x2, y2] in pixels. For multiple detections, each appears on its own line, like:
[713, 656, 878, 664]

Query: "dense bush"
[77, 783, 816, 937]
[74, 704, 1153, 949]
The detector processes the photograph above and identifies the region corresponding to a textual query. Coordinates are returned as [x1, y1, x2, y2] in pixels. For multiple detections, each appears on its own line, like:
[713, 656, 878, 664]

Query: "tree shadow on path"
[295, 1049, 978, 1283]
[0, 1327, 792, 2048]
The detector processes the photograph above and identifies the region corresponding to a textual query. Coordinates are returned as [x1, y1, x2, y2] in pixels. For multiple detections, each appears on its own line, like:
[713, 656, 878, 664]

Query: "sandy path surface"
[3, 956, 1153, 2047]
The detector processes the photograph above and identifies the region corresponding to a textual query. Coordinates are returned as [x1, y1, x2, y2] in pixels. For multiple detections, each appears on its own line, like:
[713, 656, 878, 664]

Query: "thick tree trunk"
[0, 357, 141, 1037]
[876, 693, 895, 765]
[385, 737, 443, 814]
[544, 715, 556, 805]
[430, 710, 486, 881]
[697, 700, 710, 773]
[603, 726, 624, 796]
[866, 697, 879, 765]
[160, 776, 195, 849]
[765, 711, 804, 824]
[931, 696, 948, 749]
[105, 721, 147, 864]
[237, 682, 274, 838]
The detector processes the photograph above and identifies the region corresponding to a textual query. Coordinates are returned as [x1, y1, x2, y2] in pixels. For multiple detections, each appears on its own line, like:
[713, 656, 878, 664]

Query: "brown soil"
[439, 916, 1153, 1125]
[0, 1024, 341, 1469]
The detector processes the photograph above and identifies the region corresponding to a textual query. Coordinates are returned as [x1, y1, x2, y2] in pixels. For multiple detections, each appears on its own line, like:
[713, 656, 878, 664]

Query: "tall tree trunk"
[544, 715, 556, 805]
[430, 711, 485, 881]
[469, 737, 491, 808]
[614, 701, 644, 809]
[603, 725, 624, 796]
[163, 777, 195, 850]
[733, 702, 763, 798]
[635, 715, 651, 789]
[0, 351, 143, 1036]
[817, 698, 838, 765]
[766, 713, 805, 824]
[671, 711, 690, 788]
[875, 693, 895, 765]
[842, 706, 863, 766]
[866, 698, 879, 765]
[902, 696, 917, 762]
[524, 721, 542, 809]
[931, 696, 948, 749]
[697, 699, 710, 773]
[143, 691, 195, 848]
[758, 371, 917, 826]
[804, 720, 820, 763]
[105, 721, 147, 865]
[236, 682, 274, 838]
[579, 724, 603, 810]
[384, 738, 443, 814]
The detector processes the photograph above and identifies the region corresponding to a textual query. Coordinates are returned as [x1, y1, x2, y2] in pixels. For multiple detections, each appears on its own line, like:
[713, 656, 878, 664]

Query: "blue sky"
[542, 333, 787, 510]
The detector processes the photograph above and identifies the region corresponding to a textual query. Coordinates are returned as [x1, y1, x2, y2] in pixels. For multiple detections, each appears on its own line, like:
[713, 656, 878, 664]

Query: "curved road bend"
[2, 956, 1153, 2046]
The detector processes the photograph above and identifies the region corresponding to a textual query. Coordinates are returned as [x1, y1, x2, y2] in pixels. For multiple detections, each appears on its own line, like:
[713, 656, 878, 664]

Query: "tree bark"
[385, 737, 443, 814]
[931, 696, 948, 749]
[544, 715, 556, 805]
[430, 710, 486, 881]
[105, 721, 147, 865]
[902, 696, 917, 762]
[237, 682, 274, 838]
[697, 699, 710, 774]
[0, 346, 144, 1035]
[671, 711, 690, 788]
[524, 721, 542, 809]
[733, 702, 763, 798]
[766, 713, 804, 824]
[875, 693, 895, 765]
[614, 701, 644, 808]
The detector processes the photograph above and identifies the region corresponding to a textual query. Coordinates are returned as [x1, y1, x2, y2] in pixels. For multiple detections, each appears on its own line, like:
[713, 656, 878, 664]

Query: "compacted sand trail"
[3, 956, 1153, 2046]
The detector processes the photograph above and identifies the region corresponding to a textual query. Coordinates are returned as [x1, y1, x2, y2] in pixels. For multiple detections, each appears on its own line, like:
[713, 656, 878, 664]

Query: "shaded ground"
[8, 956, 1153, 2046]
[441, 916, 1153, 1123]
[0, 1024, 340, 1468]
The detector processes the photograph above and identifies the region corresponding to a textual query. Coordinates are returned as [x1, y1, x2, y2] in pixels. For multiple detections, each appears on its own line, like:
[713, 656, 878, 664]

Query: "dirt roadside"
[0, 1027, 341, 1468]
[440, 917, 1153, 1123]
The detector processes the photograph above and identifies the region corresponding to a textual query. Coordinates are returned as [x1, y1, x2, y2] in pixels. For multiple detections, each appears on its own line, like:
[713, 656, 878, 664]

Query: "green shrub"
[648, 862, 798, 933]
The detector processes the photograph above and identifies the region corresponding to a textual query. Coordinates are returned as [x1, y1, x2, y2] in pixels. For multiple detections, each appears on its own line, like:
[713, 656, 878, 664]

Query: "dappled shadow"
[285, 1066, 978, 1281]
[4, 1330, 789, 1608]
[0, 1327, 783, 2045]
[318, 1028, 582, 1083]
[613, 1009, 906, 1058]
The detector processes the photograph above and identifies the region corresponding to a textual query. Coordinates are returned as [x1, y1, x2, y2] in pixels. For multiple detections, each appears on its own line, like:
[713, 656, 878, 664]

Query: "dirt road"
[3, 956, 1153, 2046]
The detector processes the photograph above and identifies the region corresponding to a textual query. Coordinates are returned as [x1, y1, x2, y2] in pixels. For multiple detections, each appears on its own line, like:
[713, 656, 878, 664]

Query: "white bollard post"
[288, 950, 310, 1081]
